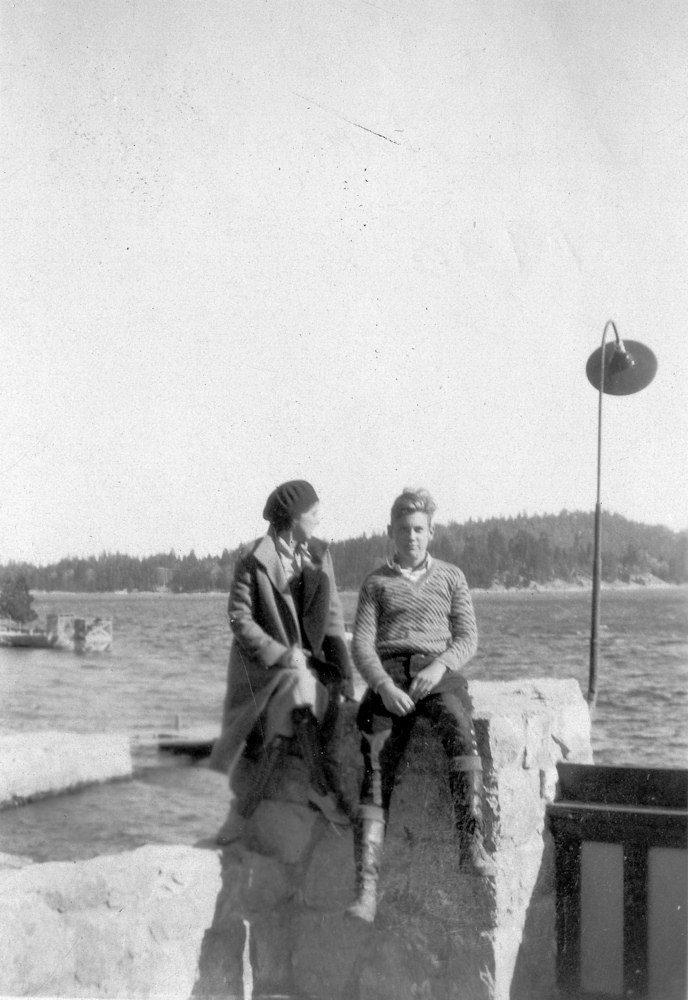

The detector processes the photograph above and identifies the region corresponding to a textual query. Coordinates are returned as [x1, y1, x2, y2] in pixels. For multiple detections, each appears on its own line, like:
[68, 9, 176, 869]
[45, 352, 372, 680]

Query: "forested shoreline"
[2, 510, 686, 594]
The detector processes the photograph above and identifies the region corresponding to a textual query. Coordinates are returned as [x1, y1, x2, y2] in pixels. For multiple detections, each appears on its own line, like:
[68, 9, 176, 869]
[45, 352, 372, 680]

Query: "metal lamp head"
[586, 339, 657, 396]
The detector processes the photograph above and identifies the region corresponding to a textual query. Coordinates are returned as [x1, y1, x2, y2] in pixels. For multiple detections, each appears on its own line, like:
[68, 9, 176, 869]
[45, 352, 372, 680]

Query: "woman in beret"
[209, 480, 353, 843]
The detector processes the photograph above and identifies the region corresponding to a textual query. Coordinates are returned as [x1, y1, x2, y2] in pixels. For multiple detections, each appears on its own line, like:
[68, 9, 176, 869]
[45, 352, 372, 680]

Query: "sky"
[2, 0, 687, 564]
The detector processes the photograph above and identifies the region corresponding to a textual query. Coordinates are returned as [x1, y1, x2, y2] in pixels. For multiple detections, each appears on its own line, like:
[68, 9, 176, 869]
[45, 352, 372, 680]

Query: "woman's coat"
[208, 532, 351, 776]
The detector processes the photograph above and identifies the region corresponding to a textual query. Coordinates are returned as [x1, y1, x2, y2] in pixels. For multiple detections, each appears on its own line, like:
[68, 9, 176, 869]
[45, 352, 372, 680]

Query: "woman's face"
[292, 502, 321, 542]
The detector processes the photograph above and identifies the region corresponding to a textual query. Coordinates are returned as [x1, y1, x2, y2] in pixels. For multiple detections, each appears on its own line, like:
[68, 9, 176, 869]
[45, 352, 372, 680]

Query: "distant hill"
[2, 510, 686, 594]
[328, 510, 687, 590]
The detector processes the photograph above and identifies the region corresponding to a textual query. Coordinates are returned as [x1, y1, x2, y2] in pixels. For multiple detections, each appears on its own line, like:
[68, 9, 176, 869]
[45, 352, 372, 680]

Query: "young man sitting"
[348, 488, 496, 923]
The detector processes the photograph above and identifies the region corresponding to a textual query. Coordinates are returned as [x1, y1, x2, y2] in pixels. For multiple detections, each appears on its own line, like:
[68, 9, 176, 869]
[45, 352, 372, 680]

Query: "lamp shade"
[586, 340, 657, 396]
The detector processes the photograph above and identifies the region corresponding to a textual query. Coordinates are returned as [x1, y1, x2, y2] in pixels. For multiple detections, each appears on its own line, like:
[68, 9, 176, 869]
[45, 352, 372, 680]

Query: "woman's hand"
[378, 679, 416, 716]
[409, 659, 447, 702]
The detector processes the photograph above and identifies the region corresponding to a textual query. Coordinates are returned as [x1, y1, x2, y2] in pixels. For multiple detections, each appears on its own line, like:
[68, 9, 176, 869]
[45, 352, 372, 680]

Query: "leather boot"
[216, 737, 289, 845]
[347, 806, 385, 923]
[449, 756, 497, 878]
[239, 735, 290, 818]
[292, 707, 350, 827]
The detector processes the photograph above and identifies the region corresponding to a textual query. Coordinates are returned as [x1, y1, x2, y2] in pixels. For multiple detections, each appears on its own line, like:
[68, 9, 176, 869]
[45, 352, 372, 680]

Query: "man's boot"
[216, 736, 289, 845]
[449, 755, 497, 878]
[292, 706, 350, 827]
[347, 805, 385, 923]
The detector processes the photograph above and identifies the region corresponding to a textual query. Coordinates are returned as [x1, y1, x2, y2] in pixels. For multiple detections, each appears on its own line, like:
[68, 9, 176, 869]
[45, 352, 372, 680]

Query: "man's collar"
[387, 553, 433, 577]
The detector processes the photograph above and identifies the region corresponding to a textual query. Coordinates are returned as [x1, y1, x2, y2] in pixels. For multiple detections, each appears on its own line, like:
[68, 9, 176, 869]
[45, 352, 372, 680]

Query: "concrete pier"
[0, 845, 221, 1000]
[0, 732, 132, 807]
[0, 679, 593, 999]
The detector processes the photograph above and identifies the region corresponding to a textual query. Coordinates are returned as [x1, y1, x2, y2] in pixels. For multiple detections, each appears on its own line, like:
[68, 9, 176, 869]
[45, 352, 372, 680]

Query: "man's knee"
[421, 691, 478, 756]
[360, 727, 393, 762]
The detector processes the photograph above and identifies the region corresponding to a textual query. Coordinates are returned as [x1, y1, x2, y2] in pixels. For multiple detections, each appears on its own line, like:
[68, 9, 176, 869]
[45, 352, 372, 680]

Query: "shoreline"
[29, 577, 686, 599]
[471, 574, 683, 595]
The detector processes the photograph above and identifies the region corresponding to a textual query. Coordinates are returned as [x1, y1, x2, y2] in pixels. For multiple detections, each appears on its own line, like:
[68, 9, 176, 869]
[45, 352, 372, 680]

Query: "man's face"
[292, 502, 321, 543]
[388, 511, 434, 568]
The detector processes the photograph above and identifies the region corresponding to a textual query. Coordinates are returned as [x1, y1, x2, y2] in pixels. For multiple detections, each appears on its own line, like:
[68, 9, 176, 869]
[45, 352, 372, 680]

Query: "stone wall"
[0, 846, 222, 999]
[0, 679, 592, 1000]
[0, 732, 132, 807]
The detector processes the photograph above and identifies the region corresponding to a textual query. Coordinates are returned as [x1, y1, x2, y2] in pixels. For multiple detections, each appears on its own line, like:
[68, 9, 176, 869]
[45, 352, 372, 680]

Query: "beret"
[263, 480, 319, 524]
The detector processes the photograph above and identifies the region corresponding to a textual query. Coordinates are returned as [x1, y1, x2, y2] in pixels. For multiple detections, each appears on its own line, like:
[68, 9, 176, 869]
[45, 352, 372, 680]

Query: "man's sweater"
[351, 558, 478, 692]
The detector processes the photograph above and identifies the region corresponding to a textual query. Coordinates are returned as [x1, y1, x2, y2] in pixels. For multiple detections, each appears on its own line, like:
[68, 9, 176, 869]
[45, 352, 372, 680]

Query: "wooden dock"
[131, 724, 219, 760]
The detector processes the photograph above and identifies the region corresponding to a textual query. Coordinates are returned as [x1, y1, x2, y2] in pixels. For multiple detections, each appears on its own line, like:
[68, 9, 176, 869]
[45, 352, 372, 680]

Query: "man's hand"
[378, 679, 416, 716]
[409, 659, 447, 702]
[279, 645, 309, 672]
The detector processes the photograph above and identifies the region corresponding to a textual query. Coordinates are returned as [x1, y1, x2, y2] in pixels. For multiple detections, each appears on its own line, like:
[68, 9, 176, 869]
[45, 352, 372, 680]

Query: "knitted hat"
[263, 480, 319, 524]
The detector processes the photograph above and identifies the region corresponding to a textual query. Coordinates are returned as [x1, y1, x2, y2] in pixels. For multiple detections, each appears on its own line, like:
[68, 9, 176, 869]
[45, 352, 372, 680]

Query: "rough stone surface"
[0, 844, 222, 999]
[0, 732, 133, 807]
[197, 677, 592, 1000]
[0, 679, 592, 999]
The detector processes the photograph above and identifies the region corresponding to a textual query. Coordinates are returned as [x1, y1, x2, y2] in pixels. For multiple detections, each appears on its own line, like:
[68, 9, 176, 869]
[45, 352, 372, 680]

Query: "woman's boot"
[292, 706, 350, 827]
[449, 755, 497, 878]
[216, 737, 289, 845]
[347, 805, 386, 923]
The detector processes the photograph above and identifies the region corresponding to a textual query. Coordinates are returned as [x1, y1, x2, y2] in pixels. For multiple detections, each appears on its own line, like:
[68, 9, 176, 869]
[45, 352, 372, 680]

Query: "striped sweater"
[351, 558, 478, 692]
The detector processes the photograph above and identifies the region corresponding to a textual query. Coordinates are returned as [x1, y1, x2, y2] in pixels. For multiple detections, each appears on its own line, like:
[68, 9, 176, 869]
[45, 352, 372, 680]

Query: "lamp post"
[585, 320, 657, 707]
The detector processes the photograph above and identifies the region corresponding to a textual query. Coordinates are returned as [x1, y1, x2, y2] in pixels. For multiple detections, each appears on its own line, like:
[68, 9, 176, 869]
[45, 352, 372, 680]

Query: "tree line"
[2, 510, 686, 595]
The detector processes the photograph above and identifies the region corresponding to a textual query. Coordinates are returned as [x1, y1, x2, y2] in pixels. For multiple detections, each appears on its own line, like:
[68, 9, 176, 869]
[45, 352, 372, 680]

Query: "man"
[348, 487, 496, 923]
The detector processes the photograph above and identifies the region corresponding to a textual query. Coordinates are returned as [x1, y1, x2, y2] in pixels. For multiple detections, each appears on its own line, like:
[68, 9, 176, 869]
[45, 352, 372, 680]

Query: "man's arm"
[439, 568, 478, 672]
[351, 579, 387, 690]
[352, 579, 415, 715]
[408, 568, 478, 701]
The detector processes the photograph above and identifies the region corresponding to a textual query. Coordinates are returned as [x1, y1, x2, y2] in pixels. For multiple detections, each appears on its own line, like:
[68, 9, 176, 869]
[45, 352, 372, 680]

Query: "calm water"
[1, 587, 686, 862]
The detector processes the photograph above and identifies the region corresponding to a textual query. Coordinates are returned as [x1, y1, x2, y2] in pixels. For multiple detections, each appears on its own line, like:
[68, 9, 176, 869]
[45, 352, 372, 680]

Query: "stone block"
[304, 824, 357, 909]
[213, 846, 291, 917]
[250, 798, 322, 864]
[0, 731, 132, 807]
[523, 711, 551, 770]
[292, 911, 373, 999]
[0, 679, 593, 1000]
[481, 714, 524, 769]
[0, 845, 221, 999]
[491, 769, 545, 847]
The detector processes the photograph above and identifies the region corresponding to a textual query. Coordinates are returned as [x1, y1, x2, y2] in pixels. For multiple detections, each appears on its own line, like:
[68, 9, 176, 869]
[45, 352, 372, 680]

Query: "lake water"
[1, 587, 686, 862]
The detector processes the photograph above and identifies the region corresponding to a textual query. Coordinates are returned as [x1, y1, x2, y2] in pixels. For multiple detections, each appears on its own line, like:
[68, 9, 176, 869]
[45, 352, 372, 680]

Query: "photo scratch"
[293, 91, 401, 145]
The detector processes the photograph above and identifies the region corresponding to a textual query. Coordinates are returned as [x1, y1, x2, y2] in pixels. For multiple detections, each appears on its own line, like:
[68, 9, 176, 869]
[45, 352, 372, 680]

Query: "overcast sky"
[2, 0, 687, 564]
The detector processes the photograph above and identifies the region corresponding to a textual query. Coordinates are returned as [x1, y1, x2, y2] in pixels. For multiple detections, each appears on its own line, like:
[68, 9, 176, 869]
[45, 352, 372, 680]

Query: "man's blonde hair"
[389, 488, 437, 525]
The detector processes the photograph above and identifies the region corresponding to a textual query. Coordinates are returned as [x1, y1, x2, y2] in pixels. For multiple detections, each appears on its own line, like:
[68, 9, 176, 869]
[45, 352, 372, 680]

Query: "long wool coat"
[208, 533, 352, 776]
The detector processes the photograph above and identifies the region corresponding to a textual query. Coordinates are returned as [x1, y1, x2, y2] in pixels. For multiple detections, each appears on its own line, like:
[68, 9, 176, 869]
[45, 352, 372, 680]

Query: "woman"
[209, 480, 353, 844]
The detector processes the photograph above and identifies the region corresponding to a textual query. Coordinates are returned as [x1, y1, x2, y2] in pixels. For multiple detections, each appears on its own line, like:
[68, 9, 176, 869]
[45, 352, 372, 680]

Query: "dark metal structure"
[584, 321, 657, 706]
[548, 762, 687, 999]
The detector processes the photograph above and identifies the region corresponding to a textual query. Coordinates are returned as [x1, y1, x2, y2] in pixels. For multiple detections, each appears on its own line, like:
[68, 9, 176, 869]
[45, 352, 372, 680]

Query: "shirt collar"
[387, 553, 433, 580]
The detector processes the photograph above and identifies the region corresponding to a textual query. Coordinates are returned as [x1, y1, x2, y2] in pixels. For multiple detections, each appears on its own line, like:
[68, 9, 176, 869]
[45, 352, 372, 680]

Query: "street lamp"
[585, 320, 657, 707]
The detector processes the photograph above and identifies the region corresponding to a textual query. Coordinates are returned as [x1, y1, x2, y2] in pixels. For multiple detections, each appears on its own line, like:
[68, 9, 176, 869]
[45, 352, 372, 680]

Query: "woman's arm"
[228, 557, 289, 668]
[353, 579, 415, 715]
